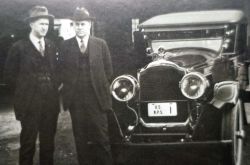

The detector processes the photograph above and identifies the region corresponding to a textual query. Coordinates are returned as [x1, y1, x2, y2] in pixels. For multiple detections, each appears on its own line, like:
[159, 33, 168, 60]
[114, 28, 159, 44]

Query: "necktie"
[80, 39, 86, 54]
[38, 40, 44, 56]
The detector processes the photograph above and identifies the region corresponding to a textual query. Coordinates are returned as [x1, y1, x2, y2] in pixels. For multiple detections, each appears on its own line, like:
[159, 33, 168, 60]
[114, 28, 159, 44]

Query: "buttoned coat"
[59, 36, 113, 111]
[4, 38, 59, 120]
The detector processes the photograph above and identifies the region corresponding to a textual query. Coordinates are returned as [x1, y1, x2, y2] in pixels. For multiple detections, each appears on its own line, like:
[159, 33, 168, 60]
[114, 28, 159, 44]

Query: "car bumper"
[112, 139, 231, 148]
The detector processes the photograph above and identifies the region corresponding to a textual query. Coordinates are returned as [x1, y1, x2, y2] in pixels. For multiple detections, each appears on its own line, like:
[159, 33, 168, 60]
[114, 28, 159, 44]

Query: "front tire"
[221, 100, 245, 165]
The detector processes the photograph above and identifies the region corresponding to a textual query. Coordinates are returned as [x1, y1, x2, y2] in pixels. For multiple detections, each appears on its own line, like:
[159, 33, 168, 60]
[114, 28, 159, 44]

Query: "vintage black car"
[110, 10, 250, 165]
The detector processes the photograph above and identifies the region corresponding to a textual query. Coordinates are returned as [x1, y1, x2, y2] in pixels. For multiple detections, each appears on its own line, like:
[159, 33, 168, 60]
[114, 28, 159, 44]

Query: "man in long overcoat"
[59, 7, 113, 165]
[4, 6, 59, 165]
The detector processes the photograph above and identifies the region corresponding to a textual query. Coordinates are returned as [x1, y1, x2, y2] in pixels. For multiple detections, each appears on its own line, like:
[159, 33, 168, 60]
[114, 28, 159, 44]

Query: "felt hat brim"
[70, 16, 95, 22]
[24, 14, 54, 22]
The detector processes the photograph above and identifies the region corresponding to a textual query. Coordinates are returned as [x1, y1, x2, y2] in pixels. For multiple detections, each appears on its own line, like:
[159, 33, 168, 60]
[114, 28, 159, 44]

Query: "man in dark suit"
[4, 6, 59, 165]
[59, 7, 113, 165]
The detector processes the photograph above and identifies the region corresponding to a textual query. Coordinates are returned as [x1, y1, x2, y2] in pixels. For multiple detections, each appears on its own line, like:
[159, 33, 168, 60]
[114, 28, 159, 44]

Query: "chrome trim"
[234, 25, 239, 54]
[126, 103, 139, 133]
[151, 37, 223, 42]
[142, 25, 227, 32]
[110, 75, 138, 102]
[139, 118, 189, 128]
[137, 61, 189, 128]
[179, 72, 209, 99]
[140, 60, 187, 73]
[137, 60, 186, 106]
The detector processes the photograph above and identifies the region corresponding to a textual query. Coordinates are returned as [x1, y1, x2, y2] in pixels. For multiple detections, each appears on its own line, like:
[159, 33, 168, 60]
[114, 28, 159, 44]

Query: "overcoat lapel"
[71, 38, 81, 68]
[45, 39, 54, 70]
[88, 37, 96, 69]
[27, 38, 41, 56]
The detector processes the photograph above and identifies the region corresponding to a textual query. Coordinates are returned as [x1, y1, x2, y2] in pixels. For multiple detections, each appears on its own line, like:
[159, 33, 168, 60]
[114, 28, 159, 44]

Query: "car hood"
[168, 54, 207, 68]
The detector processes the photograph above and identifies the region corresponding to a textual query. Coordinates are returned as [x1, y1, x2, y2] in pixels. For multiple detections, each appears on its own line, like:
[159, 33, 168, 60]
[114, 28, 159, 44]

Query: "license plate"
[148, 102, 177, 117]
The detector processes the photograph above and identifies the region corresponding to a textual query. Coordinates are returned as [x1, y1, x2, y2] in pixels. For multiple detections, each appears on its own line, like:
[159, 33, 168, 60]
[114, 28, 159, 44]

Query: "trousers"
[69, 93, 113, 165]
[19, 91, 59, 165]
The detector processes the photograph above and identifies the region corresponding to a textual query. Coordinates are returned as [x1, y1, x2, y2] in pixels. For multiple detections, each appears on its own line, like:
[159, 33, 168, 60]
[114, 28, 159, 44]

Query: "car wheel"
[221, 100, 245, 165]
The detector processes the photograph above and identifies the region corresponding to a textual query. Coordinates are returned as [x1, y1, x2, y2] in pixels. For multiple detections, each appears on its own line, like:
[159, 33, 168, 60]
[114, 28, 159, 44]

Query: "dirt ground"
[0, 109, 78, 165]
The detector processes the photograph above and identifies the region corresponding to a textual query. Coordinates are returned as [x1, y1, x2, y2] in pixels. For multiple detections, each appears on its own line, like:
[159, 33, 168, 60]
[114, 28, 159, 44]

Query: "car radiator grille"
[139, 65, 186, 101]
[139, 65, 189, 123]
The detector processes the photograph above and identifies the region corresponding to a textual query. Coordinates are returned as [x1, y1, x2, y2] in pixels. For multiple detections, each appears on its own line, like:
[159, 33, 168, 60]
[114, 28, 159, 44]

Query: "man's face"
[30, 18, 49, 38]
[74, 20, 91, 38]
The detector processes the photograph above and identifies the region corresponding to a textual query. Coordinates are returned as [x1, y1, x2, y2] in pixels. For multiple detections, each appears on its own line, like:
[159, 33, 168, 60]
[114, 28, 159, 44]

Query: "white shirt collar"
[76, 35, 89, 48]
[29, 33, 45, 50]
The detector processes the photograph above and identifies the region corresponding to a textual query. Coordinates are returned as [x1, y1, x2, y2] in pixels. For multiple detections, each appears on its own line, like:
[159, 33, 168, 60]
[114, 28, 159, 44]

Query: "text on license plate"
[148, 102, 177, 117]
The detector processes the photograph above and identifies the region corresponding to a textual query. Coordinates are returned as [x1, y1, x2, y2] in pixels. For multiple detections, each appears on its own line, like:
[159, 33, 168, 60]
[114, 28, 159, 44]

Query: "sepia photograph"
[0, 0, 250, 165]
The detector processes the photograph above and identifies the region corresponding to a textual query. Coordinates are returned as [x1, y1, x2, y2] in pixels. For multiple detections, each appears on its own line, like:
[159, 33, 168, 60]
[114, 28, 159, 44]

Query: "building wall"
[54, 19, 75, 40]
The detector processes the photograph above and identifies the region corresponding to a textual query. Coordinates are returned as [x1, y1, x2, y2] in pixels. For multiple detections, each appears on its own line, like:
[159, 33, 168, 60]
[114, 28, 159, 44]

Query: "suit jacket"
[59, 36, 113, 112]
[4, 38, 59, 120]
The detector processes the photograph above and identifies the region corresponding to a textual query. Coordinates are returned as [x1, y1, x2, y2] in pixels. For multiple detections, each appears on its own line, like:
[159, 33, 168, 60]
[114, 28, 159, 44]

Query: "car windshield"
[145, 28, 225, 53]
[151, 38, 223, 53]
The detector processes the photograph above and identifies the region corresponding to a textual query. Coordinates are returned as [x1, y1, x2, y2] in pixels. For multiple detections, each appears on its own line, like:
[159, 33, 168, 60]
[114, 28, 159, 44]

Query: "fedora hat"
[24, 5, 54, 22]
[71, 7, 95, 21]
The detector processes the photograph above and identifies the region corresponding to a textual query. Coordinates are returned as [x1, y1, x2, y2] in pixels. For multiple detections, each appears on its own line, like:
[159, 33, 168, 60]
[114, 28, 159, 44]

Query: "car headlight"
[110, 75, 138, 102]
[180, 72, 209, 99]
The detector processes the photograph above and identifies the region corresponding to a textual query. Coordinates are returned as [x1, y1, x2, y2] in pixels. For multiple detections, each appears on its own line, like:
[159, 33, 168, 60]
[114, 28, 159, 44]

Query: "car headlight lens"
[180, 72, 209, 99]
[110, 75, 138, 102]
